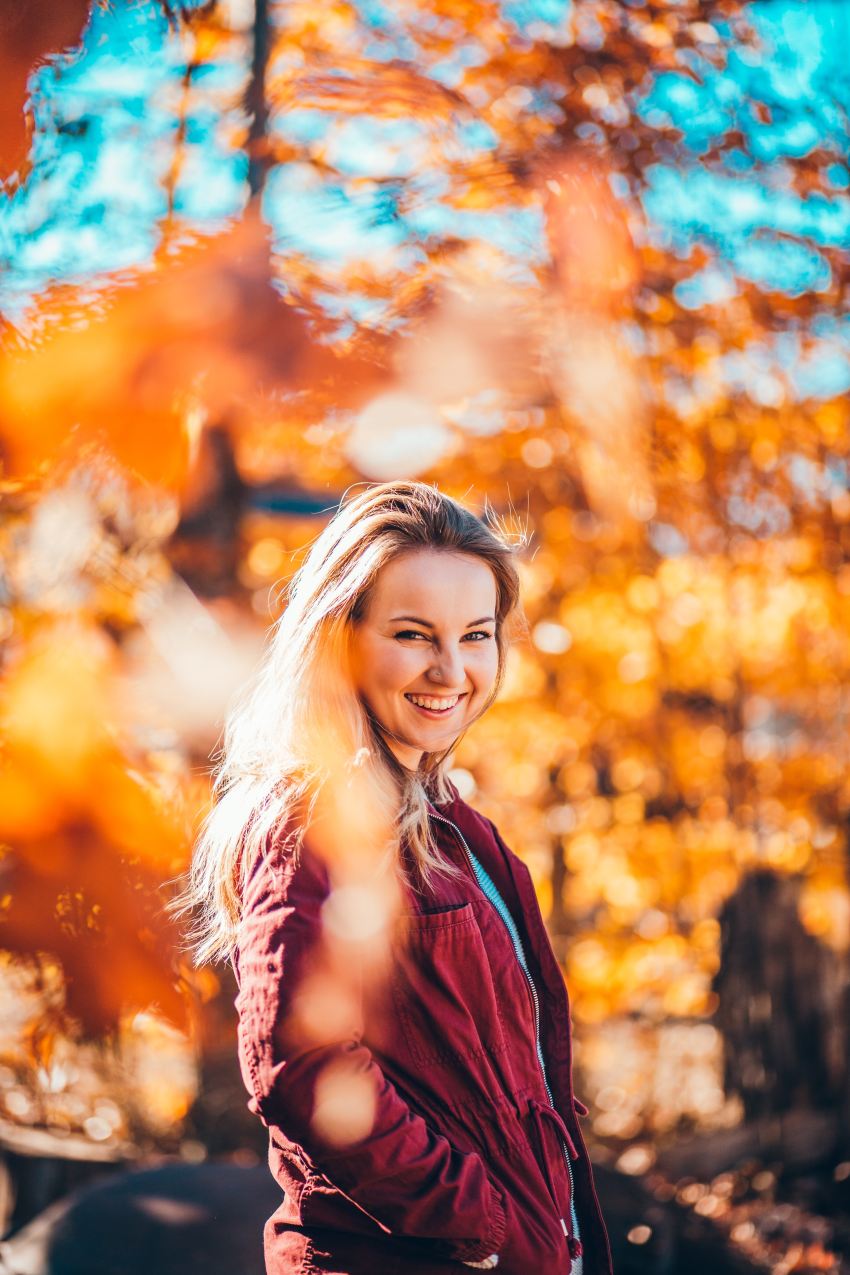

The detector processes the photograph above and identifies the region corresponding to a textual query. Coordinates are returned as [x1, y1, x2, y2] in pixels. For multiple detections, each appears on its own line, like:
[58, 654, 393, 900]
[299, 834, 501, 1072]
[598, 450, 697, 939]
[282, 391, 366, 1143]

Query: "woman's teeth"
[405, 693, 462, 712]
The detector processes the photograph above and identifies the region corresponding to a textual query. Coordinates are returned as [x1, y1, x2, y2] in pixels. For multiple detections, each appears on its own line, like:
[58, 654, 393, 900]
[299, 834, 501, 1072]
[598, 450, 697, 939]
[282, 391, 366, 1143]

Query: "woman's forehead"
[367, 549, 498, 617]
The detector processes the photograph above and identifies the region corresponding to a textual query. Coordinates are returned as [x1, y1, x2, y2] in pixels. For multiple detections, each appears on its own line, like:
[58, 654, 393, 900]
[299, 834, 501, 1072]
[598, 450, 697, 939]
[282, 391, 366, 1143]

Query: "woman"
[182, 481, 612, 1275]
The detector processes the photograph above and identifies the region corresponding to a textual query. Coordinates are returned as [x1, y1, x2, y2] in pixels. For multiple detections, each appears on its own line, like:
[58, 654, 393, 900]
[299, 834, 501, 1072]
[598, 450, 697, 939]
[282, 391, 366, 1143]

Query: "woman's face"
[350, 548, 501, 770]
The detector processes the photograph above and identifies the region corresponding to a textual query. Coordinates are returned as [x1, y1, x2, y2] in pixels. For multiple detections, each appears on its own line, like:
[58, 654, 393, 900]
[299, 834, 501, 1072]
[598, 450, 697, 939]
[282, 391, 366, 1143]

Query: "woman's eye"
[393, 629, 494, 642]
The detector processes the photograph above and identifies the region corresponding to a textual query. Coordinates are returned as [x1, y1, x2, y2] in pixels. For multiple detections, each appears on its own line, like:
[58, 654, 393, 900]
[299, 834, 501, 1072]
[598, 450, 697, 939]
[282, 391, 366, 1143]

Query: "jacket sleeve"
[234, 823, 507, 1265]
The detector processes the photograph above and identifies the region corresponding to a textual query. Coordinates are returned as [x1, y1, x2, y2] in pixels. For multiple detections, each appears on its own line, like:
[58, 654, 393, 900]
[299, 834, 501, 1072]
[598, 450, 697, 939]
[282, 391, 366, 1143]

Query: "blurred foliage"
[0, 0, 848, 1159]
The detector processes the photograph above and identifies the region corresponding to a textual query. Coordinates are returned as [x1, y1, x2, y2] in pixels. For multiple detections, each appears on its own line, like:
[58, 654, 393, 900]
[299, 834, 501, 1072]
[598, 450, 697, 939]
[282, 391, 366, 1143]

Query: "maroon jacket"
[234, 782, 613, 1275]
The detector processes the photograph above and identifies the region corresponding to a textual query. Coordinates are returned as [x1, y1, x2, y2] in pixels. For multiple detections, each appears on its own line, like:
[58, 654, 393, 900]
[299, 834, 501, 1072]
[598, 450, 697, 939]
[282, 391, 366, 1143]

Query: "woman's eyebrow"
[389, 615, 496, 628]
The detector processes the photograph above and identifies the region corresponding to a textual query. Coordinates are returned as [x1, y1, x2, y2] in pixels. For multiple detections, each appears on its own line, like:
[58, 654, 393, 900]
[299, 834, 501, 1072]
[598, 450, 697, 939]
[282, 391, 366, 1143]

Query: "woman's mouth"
[404, 692, 467, 718]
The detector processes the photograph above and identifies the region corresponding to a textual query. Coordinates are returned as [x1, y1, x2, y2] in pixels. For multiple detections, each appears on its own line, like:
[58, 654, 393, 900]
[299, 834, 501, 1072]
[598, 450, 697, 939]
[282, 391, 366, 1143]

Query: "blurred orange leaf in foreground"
[0, 210, 311, 490]
[0, 622, 190, 1031]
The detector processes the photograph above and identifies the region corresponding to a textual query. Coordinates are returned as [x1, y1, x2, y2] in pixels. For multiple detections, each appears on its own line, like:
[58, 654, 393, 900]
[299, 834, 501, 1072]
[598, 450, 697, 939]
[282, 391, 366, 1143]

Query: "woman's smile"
[403, 691, 468, 717]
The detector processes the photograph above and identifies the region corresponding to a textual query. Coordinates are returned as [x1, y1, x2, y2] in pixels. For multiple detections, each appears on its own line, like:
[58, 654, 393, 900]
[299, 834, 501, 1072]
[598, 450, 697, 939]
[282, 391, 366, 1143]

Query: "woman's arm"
[236, 824, 507, 1267]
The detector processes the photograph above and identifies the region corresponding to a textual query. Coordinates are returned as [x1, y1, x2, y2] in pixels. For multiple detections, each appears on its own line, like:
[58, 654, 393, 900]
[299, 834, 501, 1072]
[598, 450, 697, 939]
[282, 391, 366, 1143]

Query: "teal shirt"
[465, 845, 583, 1274]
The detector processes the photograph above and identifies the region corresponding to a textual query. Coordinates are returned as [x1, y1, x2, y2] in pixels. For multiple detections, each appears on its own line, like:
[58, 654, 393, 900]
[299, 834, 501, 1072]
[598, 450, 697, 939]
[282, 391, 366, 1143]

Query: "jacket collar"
[425, 783, 577, 1107]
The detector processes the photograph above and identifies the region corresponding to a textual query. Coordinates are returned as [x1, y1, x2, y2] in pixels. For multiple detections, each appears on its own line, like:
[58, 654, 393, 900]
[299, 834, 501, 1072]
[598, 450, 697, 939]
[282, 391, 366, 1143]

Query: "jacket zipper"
[428, 810, 580, 1253]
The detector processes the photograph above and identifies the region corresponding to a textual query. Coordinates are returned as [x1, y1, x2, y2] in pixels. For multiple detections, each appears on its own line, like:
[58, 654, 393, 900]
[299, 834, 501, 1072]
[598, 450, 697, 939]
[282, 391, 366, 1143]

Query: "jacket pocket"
[391, 901, 508, 1067]
[492, 1105, 572, 1275]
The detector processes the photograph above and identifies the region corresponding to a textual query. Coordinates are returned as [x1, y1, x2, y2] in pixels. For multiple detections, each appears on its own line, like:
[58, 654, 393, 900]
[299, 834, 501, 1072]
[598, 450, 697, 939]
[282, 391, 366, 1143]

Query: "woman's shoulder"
[242, 798, 328, 899]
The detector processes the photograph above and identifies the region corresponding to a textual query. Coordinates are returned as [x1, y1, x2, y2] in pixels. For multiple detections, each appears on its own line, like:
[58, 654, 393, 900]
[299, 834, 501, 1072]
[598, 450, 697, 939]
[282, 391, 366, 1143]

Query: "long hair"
[177, 480, 526, 964]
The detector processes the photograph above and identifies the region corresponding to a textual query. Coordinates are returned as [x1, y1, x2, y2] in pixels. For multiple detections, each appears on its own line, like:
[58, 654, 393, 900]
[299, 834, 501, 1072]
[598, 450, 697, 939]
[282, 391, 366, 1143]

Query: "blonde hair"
[177, 480, 526, 964]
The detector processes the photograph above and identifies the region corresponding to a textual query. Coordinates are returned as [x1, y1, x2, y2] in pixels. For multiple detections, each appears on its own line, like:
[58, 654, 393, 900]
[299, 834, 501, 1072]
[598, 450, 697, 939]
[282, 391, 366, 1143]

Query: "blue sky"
[0, 0, 846, 397]
[639, 0, 850, 400]
[641, 1, 849, 298]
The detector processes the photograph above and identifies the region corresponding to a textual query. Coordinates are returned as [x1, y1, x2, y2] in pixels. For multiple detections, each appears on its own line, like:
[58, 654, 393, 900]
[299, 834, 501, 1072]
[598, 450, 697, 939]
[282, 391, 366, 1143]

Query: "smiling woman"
[349, 549, 500, 768]
[175, 481, 612, 1275]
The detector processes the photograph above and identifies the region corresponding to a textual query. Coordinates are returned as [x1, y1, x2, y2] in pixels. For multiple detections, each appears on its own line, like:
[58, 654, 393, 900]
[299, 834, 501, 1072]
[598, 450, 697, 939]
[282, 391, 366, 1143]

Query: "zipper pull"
[568, 1237, 584, 1260]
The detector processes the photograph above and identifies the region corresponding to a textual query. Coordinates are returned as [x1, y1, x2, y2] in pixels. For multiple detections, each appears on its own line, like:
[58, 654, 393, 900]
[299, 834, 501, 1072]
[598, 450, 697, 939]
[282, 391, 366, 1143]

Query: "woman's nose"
[427, 644, 465, 687]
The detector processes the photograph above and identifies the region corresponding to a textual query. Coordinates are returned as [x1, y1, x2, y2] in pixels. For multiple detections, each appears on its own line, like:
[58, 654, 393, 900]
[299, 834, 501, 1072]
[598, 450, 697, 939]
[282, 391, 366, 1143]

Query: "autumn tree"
[0, 0, 848, 1158]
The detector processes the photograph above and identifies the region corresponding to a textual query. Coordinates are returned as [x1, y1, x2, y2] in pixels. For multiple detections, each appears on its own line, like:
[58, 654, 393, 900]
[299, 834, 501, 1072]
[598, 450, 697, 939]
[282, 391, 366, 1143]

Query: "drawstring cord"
[527, 1097, 584, 1261]
[529, 1096, 580, 1160]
